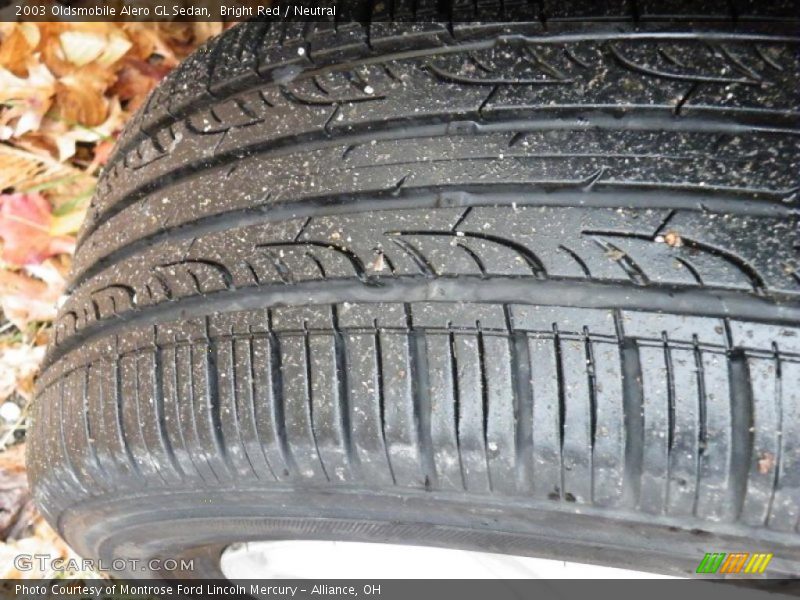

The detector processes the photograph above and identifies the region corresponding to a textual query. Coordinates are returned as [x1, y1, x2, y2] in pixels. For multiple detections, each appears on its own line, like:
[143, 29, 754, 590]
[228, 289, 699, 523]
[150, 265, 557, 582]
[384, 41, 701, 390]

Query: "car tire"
[29, 1, 800, 579]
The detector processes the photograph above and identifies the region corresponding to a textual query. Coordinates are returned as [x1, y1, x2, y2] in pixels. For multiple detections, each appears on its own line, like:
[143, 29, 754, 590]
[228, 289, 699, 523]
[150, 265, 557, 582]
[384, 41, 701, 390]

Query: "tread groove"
[268, 312, 296, 477]
[552, 322, 566, 501]
[447, 326, 467, 490]
[373, 319, 397, 485]
[80, 365, 107, 483]
[476, 323, 493, 492]
[619, 330, 645, 509]
[45, 276, 800, 372]
[692, 333, 707, 517]
[153, 337, 185, 479]
[204, 317, 234, 476]
[663, 332, 677, 453]
[409, 315, 437, 490]
[332, 306, 358, 477]
[766, 342, 783, 524]
[583, 324, 598, 503]
[505, 305, 533, 494]
[302, 321, 331, 481]
[728, 347, 755, 521]
[246, 329, 278, 480]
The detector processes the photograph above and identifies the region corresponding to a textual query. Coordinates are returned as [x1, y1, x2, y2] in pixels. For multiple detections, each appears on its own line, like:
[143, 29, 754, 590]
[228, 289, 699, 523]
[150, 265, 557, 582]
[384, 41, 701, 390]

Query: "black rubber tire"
[29, 2, 800, 579]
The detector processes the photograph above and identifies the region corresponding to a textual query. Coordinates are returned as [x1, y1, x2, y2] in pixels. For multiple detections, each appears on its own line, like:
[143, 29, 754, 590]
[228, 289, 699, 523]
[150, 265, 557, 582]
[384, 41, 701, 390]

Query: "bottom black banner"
[0, 580, 797, 600]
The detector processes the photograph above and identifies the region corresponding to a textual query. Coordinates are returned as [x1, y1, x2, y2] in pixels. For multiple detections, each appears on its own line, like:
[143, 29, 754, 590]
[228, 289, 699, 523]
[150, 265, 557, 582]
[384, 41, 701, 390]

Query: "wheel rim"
[219, 540, 676, 579]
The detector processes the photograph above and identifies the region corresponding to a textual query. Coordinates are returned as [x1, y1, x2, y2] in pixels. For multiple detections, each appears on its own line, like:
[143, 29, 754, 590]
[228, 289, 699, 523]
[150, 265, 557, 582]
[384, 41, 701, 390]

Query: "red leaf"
[0, 193, 74, 266]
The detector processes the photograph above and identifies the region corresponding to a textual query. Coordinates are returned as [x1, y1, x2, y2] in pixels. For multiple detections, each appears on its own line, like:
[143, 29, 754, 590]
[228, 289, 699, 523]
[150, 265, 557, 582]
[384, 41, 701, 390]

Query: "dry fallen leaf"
[122, 23, 181, 67]
[0, 444, 32, 539]
[38, 22, 123, 77]
[110, 57, 171, 112]
[86, 139, 115, 172]
[58, 29, 131, 69]
[0, 21, 220, 580]
[605, 247, 627, 261]
[0, 444, 88, 579]
[50, 206, 88, 237]
[55, 64, 116, 127]
[0, 345, 45, 404]
[0, 267, 64, 329]
[0, 58, 56, 140]
[0, 193, 75, 266]
[35, 96, 126, 162]
[664, 231, 683, 247]
[0, 260, 67, 330]
[59, 30, 108, 67]
[369, 252, 386, 272]
[191, 22, 225, 45]
[0, 143, 88, 193]
[2, 21, 223, 167]
[758, 451, 776, 475]
[0, 24, 40, 76]
[656, 230, 684, 248]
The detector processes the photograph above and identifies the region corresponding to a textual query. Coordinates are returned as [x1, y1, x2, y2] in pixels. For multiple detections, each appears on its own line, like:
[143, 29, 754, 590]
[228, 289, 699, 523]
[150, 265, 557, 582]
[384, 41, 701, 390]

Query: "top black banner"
[2, 0, 800, 23]
[7, 0, 443, 22]
[2, 0, 335, 21]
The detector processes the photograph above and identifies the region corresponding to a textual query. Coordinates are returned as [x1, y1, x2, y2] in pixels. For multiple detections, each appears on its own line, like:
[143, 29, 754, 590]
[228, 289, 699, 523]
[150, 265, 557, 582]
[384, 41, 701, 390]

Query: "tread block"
[89, 29, 800, 243]
[60, 204, 799, 347]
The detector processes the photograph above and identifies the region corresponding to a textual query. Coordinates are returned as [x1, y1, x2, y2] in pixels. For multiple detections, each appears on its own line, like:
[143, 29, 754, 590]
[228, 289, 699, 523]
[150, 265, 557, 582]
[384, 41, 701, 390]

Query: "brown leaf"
[154, 22, 196, 52]
[55, 64, 115, 127]
[0, 443, 25, 476]
[0, 24, 40, 76]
